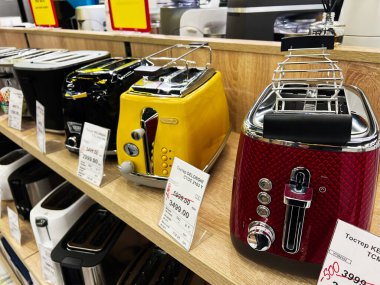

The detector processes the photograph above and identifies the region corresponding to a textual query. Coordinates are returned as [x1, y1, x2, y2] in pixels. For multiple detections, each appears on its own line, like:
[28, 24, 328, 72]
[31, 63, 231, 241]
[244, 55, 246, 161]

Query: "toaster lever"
[282, 167, 313, 254]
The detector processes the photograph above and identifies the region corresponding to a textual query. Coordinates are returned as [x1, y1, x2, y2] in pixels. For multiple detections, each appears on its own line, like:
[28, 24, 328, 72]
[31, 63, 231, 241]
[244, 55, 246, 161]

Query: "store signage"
[77, 122, 110, 187]
[36, 101, 46, 154]
[318, 219, 380, 285]
[7, 88, 23, 131]
[7, 207, 21, 245]
[108, 0, 151, 32]
[159, 157, 209, 251]
[28, 0, 58, 27]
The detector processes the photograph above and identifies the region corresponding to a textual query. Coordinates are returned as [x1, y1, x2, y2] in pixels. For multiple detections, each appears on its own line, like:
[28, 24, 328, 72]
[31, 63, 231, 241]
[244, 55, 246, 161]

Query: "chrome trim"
[82, 266, 106, 285]
[45, 128, 65, 134]
[228, 4, 323, 14]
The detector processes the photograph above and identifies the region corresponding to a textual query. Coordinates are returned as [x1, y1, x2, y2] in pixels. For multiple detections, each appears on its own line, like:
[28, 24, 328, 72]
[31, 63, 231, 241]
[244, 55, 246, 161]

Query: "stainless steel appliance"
[0, 149, 33, 200]
[226, 0, 323, 41]
[8, 159, 64, 220]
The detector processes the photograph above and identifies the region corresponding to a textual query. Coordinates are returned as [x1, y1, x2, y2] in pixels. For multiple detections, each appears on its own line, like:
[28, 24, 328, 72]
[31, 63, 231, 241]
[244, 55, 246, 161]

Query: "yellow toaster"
[117, 43, 230, 188]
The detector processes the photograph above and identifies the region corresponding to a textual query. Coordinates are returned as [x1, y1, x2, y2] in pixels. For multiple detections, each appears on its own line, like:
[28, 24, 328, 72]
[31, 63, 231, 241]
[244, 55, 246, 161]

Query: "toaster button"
[124, 143, 139, 157]
[257, 205, 270, 218]
[162, 170, 168, 175]
[162, 155, 168, 161]
[258, 178, 272, 191]
[257, 192, 271, 205]
[162, 163, 168, 168]
[131, 128, 145, 140]
[161, 148, 168, 153]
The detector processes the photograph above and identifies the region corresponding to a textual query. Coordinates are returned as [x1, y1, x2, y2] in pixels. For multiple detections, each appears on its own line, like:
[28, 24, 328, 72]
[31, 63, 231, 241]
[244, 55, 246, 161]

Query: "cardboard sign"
[108, 0, 151, 32]
[28, 0, 58, 27]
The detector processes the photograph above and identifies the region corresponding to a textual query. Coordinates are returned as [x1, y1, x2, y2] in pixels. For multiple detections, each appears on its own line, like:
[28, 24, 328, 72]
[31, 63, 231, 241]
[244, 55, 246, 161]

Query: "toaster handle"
[282, 167, 313, 254]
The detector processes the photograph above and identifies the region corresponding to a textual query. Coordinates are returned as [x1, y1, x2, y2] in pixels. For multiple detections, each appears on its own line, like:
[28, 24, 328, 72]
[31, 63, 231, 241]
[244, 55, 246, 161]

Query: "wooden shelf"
[0, 201, 48, 285]
[0, 114, 379, 285]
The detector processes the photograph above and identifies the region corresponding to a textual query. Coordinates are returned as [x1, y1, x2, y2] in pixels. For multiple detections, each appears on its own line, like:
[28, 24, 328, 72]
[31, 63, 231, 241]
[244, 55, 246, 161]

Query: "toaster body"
[0, 149, 33, 200]
[30, 181, 94, 285]
[230, 84, 380, 265]
[51, 204, 150, 285]
[63, 57, 144, 154]
[8, 159, 64, 220]
[14, 51, 109, 132]
[117, 70, 230, 188]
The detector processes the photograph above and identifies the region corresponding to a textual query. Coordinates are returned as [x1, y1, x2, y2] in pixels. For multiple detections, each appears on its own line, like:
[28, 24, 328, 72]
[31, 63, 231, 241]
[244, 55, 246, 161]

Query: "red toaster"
[230, 37, 380, 265]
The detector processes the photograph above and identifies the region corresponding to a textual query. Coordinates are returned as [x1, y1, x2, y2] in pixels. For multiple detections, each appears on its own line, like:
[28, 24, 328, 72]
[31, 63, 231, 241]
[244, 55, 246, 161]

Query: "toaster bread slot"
[0, 149, 27, 165]
[40, 182, 84, 210]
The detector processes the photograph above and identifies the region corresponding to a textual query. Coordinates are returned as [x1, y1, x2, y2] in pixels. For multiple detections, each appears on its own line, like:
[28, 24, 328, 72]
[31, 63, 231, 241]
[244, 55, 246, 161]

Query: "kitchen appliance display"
[8, 159, 64, 220]
[63, 57, 146, 155]
[51, 204, 150, 285]
[0, 149, 33, 200]
[117, 43, 230, 188]
[30, 181, 94, 285]
[230, 36, 380, 265]
[14, 50, 110, 133]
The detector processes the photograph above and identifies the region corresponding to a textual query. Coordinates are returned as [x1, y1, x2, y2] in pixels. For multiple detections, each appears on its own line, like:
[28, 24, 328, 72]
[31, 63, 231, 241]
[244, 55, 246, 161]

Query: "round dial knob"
[67, 136, 77, 147]
[247, 221, 275, 251]
[131, 128, 145, 140]
[118, 161, 134, 175]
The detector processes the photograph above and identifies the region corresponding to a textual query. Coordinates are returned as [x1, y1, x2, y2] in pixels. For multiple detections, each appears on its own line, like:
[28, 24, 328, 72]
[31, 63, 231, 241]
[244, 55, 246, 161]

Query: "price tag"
[36, 101, 46, 154]
[108, 0, 151, 32]
[159, 157, 210, 251]
[77, 122, 110, 186]
[7, 207, 21, 245]
[28, 0, 58, 27]
[318, 219, 380, 285]
[7, 88, 23, 130]
[39, 245, 58, 285]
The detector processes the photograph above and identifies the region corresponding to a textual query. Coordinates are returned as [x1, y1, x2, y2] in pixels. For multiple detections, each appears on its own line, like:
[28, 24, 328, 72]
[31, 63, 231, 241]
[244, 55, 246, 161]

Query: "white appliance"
[179, 7, 227, 37]
[339, 0, 380, 48]
[0, 149, 33, 200]
[30, 181, 94, 285]
[76, 5, 106, 31]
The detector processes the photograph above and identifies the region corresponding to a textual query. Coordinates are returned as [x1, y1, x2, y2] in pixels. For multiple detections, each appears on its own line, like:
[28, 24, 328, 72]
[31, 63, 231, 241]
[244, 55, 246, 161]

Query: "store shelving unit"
[0, 113, 379, 285]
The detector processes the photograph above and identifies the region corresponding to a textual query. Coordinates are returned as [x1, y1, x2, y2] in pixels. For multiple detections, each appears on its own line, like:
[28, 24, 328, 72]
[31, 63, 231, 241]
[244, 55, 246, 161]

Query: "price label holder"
[7, 88, 23, 131]
[159, 157, 210, 251]
[36, 101, 46, 154]
[7, 207, 21, 245]
[39, 245, 59, 284]
[77, 122, 110, 187]
[318, 219, 380, 285]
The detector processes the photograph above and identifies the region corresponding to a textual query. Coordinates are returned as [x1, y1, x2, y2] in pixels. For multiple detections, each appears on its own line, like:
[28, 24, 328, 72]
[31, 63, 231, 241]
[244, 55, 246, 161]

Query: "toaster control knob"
[118, 161, 134, 175]
[247, 221, 275, 251]
[67, 136, 78, 147]
[131, 128, 145, 140]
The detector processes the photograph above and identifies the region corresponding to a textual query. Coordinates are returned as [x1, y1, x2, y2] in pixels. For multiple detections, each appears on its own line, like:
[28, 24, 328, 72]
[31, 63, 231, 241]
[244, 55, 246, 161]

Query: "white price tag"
[39, 245, 59, 285]
[159, 157, 210, 251]
[36, 101, 46, 154]
[7, 88, 23, 130]
[7, 207, 21, 245]
[318, 220, 380, 285]
[77, 122, 110, 186]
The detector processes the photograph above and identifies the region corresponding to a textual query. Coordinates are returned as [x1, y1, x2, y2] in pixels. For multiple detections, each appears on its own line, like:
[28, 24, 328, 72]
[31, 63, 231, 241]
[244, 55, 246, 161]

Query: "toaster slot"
[0, 149, 27, 165]
[67, 208, 121, 252]
[41, 182, 84, 210]
[140, 108, 158, 174]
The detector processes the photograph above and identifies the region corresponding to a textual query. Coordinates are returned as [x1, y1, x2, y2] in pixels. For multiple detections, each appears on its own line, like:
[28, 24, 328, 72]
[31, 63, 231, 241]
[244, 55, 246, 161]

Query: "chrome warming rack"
[136, 42, 212, 82]
[272, 46, 345, 114]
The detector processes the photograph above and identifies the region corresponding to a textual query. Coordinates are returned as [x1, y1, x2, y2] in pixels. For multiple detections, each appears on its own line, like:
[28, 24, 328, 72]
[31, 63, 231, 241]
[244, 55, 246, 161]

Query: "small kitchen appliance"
[14, 50, 110, 132]
[117, 43, 230, 188]
[230, 36, 380, 265]
[0, 149, 33, 200]
[51, 204, 150, 285]
[8, 159, 64, 220]
[63, 57, 146, 155]
[30, 181, 94, 285]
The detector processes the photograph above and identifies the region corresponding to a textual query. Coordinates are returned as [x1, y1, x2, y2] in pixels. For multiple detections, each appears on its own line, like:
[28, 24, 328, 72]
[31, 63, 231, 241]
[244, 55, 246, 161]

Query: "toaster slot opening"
[0, 149, 27, 165]
[41, 182, 84, 210]
[141, 108, 158, 174]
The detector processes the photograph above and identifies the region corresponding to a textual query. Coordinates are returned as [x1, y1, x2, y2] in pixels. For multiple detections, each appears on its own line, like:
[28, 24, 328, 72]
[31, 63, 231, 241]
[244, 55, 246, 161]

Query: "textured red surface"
[230, 134, 379, 264]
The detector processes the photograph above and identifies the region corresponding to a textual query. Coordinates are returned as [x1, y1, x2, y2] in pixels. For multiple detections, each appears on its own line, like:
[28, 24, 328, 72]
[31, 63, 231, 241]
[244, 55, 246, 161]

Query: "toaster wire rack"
[272, 47, 346, 114]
